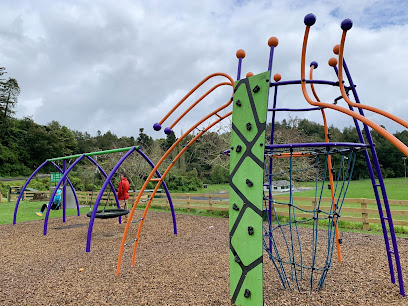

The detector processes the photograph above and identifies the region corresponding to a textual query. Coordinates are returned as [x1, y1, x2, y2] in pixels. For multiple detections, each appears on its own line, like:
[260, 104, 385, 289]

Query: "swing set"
[13, 146, 177, 252]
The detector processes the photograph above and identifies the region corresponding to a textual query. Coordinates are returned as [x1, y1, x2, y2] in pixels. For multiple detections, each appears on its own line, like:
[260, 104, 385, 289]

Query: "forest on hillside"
[1, 67, 408, 192]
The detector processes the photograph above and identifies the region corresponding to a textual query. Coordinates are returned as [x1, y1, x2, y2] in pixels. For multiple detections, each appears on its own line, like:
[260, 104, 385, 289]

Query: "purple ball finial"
[164, 127, 173, 135]
[341, 18, 353, 31]
[310, 61, 318, 68]
[304, 13, 316, 26]
[153, 123, 162, 131]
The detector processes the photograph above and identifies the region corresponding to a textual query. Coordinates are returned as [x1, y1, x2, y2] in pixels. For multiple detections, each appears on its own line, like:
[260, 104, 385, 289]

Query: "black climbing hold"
[236, 99, 242, 106]
[338, 238, 343, 244]
[246, 179, 253, 187]
[260, 143, 263, 146]
[236, 145, 242, 153]
[234, 255, 241, 263]
[328, 184, 331, 190]
[232, 203, 239, 211]
[252, 85, 260, 93]
[246, 122, 252, 131]
[244, 289, 251, 298]
[248, 226, 254, 235]
[231, 146, 234, 150]
[266, 79, 269, 82]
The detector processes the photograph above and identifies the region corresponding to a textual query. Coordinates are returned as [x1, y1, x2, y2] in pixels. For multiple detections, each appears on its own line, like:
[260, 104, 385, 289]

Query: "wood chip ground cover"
[1, 211, 407, 305]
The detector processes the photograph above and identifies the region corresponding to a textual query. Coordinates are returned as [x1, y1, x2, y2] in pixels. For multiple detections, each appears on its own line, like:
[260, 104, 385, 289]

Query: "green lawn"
[295, 177, 408, 200]
[1, 200, 90, 225]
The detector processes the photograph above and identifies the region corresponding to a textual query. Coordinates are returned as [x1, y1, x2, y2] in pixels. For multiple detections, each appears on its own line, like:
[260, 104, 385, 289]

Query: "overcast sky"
[1, 0, 408, 140]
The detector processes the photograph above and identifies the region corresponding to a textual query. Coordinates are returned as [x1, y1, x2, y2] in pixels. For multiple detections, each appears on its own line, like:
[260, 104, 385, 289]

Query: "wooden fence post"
[0, 192, 2, 203]
[187, 195, 190, 213]
[361, 199, 370, 230]
[209, 196, 213, 214]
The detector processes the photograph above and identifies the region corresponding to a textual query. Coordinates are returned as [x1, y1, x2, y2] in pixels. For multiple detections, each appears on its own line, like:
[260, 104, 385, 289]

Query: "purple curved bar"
[86, 148, 136, 252]
[13, 160, 49, 224]
[86, 146, 177, 252]
[13, 160, 79, 224]
[44, 154, 85, 235]
[86, 156, 120, 208]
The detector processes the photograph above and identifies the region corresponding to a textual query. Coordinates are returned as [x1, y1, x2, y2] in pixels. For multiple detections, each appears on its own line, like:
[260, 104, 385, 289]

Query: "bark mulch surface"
[1, 211, 407, 305]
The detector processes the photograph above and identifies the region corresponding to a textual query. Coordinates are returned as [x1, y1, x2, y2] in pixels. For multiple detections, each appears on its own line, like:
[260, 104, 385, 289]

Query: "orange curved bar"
[310, 66, 342, 262]
[158, 72, 234, 126]
[337, 31, 408, 130]
[130, 111, 232, 267]
[271, 152, 312, 158]
[170, 81, 232, 129]
[116, 77, 234, 275]
[300, 25, 408, 158]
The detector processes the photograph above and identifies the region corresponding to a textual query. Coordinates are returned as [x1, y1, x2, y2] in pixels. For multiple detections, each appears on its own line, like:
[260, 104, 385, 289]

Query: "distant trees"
[0, 67, 406, 187]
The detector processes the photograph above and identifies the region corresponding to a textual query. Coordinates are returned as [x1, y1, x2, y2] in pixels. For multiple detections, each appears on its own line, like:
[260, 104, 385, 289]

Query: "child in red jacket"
[118, 172, 130, 222]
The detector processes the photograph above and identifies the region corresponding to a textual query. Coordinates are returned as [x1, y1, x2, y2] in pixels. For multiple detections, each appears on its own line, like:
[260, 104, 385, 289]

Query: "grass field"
[295, 177, 408, 200]
[2, 178, 407, 235]
[1, 201, 90, 225]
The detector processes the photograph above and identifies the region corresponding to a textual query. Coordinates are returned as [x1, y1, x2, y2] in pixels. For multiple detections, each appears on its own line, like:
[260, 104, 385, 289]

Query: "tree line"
[1, 68, 407, 191]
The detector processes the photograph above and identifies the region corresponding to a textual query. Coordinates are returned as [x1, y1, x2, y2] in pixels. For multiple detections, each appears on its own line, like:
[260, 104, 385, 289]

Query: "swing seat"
[86, 209, 129, 219]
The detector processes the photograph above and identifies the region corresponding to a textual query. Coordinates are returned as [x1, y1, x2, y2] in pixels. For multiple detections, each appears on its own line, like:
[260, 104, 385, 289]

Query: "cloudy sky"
[1, 0, 408, 139]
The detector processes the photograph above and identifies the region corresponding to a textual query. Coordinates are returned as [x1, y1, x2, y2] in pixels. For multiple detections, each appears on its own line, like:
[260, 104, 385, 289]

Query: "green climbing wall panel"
[229, 71, 270, 305]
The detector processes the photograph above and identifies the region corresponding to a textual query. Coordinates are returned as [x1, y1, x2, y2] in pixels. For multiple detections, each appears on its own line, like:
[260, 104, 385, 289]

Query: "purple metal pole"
[342, 59, 404, 296]
[331, 64, 397, 284]
[237, 58, 243, 80]
[268, 46, 275, 72]
[268, 85, 279, 252]
[50, 161, 80, 216]
[86, 148, 136, 252]
[62, 159, 66, 223]
[268, 107, 323, 112]
[86, 156, 120, 208]
[270, 79, 338, 87]
[13, 160, 49, 224]
[266, 142, 368, 150]
[44, 155, 85, 235]
[135, 148, 177, 235]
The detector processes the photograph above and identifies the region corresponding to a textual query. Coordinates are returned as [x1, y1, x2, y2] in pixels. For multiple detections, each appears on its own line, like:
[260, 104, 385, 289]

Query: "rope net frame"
[263, 144, 361, 293]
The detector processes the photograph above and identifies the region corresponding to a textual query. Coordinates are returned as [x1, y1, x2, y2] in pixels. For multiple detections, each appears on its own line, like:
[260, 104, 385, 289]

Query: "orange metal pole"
[116, 75, 234, 276]
[170, 82, 232, 129]
[300, 25, 408, 158]
[310, 66, 342, 262]
[158, 73, 234, 126]
[336, 33, 408, 130]
[130, 112, 232, 267]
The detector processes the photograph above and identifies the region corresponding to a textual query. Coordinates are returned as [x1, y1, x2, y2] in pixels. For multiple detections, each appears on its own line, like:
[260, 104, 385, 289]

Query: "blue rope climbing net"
[263, 146, 358, 292]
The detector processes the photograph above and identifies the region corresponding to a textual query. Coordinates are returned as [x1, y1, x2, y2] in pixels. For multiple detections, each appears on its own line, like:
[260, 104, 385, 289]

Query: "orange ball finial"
[333, 44, 340, 55]
[236, 49, 246, 59]
[328, 57, 338, 67]
[273, 73, 281, 82]
[246, 72, 254, 78]
[268, 37, 279, 47]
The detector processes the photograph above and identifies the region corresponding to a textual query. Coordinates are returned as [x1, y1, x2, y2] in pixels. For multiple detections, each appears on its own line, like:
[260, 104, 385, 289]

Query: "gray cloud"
[1, 0, 407, 140]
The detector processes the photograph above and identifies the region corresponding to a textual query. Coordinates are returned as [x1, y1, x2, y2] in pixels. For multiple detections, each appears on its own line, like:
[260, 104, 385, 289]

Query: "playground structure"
[13, 146, 177, 252]
[9, 12, 407, 306]
[112, 13, 407, 306]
